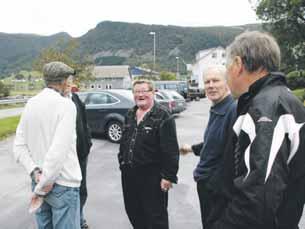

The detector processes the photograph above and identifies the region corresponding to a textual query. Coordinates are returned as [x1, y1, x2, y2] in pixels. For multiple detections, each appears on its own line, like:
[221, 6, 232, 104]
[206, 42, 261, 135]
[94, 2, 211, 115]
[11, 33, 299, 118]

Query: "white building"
[189, 46, 226, 89]
[89, 65, 132, 90]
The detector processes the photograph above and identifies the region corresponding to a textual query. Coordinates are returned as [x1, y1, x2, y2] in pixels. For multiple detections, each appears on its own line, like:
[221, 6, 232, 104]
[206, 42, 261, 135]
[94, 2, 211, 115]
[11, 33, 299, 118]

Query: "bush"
[286, 70, 305, 90]
[0, 81, 10, 98]
[293, 88, 305, 101]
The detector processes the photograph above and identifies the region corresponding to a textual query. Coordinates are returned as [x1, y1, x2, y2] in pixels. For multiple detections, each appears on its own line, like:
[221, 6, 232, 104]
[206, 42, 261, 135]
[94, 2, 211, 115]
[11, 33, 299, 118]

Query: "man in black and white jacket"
[212, 31, 305, 229]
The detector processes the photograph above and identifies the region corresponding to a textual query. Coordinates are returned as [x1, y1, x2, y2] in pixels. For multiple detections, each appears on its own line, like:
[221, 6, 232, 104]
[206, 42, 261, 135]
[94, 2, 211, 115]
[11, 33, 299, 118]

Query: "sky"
[1, 0, 259, 37]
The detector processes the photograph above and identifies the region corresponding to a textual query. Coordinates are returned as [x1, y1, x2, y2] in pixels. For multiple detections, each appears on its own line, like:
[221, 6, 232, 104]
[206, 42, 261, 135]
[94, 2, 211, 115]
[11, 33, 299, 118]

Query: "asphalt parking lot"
[1, 98, 305, 228]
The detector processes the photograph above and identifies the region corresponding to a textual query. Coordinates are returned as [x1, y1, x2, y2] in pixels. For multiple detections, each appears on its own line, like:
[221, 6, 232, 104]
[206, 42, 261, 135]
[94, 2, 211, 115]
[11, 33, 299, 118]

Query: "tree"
[0, 81, 10, 97]
[15, 73, 25, 80]
[159, 71, 176, 81]
[32, 39, 94, 84]
[253, 0, 305, 71]
[286, 70, 305, 89]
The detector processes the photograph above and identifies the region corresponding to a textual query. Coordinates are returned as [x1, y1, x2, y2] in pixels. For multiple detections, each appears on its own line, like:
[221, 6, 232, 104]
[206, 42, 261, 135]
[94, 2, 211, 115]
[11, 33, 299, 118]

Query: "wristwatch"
[30, 167, 42, 183]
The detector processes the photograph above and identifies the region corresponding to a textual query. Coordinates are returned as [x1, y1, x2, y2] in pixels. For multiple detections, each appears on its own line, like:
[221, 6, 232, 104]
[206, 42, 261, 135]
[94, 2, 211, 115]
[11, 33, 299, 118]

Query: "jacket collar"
[248, 72, 286, 96]
[130, 102, 160, 120]
[210, 94, 235, 115]
[237, 72, 287, 114]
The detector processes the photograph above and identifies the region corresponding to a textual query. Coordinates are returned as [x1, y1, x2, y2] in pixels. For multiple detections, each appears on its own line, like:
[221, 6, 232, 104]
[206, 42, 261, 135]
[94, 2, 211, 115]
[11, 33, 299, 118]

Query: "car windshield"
[76, 93, 87, 103]
[155, 93, 165, 100]
[158, 91, 171, 99]
[165, 90, 184, 99]
[171, 91, 184, 99]
[114, 90, 134, 101]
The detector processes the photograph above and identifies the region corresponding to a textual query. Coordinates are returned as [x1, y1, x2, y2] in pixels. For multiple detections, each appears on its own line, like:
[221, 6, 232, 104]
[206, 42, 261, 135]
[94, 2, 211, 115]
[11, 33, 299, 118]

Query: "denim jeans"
[34, 184, 80, 229]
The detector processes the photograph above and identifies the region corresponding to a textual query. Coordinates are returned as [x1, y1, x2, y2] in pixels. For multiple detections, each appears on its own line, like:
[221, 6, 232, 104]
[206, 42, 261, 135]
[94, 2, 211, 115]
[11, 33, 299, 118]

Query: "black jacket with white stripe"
[213, 73, 305, 229]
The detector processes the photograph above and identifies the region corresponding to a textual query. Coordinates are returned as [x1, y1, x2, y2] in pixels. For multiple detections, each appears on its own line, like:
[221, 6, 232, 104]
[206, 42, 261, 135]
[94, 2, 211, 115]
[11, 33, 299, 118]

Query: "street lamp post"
[176, 56, 180, 80]
[149, 31, 156, 72]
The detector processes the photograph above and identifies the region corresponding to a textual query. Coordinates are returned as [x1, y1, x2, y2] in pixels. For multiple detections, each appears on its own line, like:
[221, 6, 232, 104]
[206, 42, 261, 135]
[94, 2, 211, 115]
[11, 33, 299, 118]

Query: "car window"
[155, 94, 164, 100]
[159, 91, 171, 99]
[77, 93, 87, 103]
[165, 84, 177, 90]
[87, 93, 118, 105]
[115, 90, 134, 101]
[169, 91, 184, 99]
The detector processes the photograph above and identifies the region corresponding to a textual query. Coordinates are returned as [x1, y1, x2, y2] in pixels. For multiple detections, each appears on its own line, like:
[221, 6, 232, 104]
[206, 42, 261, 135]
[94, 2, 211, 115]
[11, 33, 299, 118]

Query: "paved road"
[1, 99, 304, 228]
[0, 107, 24, 119]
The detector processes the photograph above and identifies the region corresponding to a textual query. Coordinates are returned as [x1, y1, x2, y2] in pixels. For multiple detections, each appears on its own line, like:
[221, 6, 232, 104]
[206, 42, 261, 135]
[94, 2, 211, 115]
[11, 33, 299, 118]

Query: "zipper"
[127, 126, 138, 166]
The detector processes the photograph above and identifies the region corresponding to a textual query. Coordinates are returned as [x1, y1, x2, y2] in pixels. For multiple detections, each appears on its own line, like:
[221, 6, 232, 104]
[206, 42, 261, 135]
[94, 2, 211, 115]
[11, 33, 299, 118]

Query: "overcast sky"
[1, 0, 259, 37]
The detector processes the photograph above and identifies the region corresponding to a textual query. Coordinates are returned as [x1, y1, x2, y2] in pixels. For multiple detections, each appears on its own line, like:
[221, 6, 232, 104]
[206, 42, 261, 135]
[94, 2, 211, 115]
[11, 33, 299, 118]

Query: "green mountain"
[0, 21, 262, 77]
[0, 32, 71, 76]
[79, 21, 262, 72]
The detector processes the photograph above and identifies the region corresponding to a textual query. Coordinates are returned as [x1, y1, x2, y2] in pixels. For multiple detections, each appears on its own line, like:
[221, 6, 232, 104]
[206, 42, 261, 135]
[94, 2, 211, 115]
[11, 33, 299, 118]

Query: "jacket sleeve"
[13, 106, 38, 175]
[212, 109, 292, 229]
[73, 93, 92, 159]
[191, 142, 203, 156]
[159, 115, 179, 183]
[118, 110, 130, 166]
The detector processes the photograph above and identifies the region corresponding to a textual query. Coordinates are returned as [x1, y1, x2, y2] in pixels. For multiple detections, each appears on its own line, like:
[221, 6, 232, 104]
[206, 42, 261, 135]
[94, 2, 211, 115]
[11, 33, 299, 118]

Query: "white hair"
[202, 65, 227, 81]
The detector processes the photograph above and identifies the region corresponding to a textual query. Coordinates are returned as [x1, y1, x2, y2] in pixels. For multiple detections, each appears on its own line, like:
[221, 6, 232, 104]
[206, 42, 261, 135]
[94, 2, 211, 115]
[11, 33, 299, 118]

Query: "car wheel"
[106, 120, 123, 143]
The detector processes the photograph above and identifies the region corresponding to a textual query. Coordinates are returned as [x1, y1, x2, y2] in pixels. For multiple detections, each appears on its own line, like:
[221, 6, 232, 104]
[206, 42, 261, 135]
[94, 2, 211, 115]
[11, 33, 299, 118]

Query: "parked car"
[155, 90, 187, 114]
[155, 91, 173, 113]
[77, 90, 134, 143]
[154, 81, 188, 98]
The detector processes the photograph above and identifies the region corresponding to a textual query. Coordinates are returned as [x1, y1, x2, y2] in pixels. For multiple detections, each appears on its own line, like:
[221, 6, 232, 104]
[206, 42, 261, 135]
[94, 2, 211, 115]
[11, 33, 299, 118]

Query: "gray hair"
[226, 31, 281, 73]
[203, 65, 227, 81]
[132, 79, 155, 91]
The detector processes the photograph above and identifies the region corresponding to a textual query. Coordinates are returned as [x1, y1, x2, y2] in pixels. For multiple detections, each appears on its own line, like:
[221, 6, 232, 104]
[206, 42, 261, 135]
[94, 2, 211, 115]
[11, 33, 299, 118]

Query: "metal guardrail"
[0, 98, 28, 105]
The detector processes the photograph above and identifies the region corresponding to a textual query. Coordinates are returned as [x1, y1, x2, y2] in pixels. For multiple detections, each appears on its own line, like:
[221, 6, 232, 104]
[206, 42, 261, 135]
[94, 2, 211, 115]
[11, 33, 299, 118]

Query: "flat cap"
[43, 61, 75, 82]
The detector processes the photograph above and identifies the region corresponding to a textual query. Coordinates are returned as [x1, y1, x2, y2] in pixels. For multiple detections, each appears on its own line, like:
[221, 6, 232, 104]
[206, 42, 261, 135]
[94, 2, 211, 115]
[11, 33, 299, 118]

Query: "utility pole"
[149, 31, 156, 72]
[176, 56, 180, 80]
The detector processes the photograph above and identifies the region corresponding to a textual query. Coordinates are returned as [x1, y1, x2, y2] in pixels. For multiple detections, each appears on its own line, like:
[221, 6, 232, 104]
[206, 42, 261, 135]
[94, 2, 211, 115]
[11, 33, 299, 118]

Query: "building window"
[212, 52, 217, 58]
[106, 84, 112, 89]
[222, 52, 226, 58]
[90, 84, 95, 89]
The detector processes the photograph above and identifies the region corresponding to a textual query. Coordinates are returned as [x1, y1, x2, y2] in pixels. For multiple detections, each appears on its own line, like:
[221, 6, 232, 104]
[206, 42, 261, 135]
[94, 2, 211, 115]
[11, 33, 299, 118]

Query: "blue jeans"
[34, 184, 80, 229]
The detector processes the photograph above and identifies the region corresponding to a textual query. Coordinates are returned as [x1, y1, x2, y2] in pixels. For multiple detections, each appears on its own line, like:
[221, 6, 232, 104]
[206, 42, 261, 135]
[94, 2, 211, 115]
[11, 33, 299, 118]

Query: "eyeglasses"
[133, 89, 152, 95]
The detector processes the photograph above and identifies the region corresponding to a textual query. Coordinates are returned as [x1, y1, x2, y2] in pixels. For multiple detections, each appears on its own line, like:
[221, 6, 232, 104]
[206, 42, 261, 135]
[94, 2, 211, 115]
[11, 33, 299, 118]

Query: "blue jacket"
[193, 95, 237, 183]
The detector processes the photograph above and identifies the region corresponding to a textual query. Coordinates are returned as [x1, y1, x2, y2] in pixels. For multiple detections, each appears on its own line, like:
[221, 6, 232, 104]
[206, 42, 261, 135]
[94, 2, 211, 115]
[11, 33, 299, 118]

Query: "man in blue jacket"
[180, 65, 237, 229]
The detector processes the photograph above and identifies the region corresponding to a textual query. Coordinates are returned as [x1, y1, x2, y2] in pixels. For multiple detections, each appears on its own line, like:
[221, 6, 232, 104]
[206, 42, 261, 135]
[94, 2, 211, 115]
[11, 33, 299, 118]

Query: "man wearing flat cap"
[14, 61, 82, 229]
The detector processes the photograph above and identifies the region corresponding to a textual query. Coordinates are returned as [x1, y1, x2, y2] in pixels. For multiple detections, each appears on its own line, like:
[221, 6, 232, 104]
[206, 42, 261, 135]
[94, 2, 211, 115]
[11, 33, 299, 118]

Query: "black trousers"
[79, 157, 88, 211]
[197, 180, 227, 229]
[121, 166, 169, 229]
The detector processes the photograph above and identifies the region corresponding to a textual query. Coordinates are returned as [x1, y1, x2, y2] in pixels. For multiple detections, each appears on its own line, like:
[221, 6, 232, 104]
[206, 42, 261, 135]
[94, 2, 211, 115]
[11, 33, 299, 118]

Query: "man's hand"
[179, 144, 193, 155]
[42, 183, 54, 194]
[160, 179, 173, 192]
[30, 167, 42, 183]
[29, 193, 44, 214]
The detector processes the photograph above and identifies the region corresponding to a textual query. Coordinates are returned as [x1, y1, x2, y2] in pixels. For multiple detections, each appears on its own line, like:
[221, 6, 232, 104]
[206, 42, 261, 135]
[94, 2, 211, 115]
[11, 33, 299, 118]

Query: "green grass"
[10, 89, 41, 96]
[0, 103, 24, 110]
[0, 116, 20, 140]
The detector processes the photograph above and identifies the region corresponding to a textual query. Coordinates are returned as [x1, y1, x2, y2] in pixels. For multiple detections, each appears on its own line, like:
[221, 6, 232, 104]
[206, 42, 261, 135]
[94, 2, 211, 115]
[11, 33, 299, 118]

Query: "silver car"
[155, 90, 187, 114]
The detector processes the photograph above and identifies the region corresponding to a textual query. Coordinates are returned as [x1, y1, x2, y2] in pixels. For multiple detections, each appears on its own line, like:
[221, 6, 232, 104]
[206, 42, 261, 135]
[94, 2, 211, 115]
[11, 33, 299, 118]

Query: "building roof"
[195, 46, 225, 61]
[130, 66, 159, 76]
[93, 65, 130, 79]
